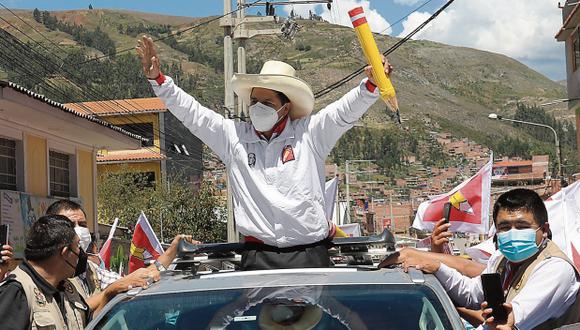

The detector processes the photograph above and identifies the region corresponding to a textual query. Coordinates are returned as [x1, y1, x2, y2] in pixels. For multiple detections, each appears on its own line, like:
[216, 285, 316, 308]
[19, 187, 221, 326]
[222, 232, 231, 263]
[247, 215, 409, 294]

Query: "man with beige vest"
[0, 215, 90, 329]
[397, 189, 580, 329]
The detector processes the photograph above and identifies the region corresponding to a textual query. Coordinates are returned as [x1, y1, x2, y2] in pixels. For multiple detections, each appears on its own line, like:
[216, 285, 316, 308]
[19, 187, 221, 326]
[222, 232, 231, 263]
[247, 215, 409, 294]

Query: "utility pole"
[345, 160, 350, 223]
[389, 193, 394, 233]
[345, 159, 375, 225]
[237, 0, 247, 118]
[221, 0, 238, 242]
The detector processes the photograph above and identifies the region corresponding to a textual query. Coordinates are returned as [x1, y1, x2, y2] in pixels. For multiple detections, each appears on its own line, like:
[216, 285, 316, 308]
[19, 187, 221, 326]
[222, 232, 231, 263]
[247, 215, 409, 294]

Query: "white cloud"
[393, 0, 422, 6]
[397, 0, 565, 79]
[281, 0, 392, 35]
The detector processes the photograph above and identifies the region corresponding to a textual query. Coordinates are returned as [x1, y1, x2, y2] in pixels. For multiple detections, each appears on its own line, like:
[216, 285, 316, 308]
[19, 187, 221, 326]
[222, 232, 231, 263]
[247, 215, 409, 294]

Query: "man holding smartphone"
[389, 189, 579, 329]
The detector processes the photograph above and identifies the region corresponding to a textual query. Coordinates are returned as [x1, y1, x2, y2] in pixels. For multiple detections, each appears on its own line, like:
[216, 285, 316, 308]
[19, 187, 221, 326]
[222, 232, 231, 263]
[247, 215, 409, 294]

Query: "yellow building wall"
[25, 134, 48, 196]
[77, 149, 96, 232]
[98, 161, 162, 185]
[105, 114, 160, 152]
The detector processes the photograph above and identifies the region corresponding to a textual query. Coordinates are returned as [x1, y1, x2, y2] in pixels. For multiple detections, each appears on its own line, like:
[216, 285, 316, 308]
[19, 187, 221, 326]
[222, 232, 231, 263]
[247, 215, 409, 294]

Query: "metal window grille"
[50, 151, 70, 197]
[0, 138, 17, 191]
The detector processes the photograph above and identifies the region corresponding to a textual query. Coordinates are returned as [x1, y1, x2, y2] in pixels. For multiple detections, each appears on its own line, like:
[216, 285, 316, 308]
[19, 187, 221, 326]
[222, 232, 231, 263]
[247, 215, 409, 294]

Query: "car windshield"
[94, 284, 452, 330]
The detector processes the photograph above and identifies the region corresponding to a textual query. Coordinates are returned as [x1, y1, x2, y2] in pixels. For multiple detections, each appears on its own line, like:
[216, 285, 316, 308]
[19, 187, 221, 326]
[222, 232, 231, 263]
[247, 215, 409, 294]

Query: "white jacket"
[150, 77, 379, 247]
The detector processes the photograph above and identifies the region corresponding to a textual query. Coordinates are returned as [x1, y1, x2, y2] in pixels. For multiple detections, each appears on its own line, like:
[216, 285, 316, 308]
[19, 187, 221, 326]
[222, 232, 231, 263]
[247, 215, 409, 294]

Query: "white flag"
[544, 180, 580, 269]
[324, 176, 339, 221]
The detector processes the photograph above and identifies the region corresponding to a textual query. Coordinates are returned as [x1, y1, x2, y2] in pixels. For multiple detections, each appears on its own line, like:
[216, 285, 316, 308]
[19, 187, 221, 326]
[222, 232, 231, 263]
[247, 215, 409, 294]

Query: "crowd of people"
[0, 200, 196, 329]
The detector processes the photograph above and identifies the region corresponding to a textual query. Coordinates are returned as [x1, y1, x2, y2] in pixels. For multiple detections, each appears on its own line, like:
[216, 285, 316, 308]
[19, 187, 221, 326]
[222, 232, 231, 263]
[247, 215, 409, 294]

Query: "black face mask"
[65, 247, 88, 277]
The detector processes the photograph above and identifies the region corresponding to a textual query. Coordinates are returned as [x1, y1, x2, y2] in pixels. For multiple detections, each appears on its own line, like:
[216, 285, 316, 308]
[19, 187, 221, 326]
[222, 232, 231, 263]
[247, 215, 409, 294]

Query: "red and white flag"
[412, 158, 492, 234]
[99, 217, 119, 269]
[129, 212, 164, 273]
[544, 180, 580, 270]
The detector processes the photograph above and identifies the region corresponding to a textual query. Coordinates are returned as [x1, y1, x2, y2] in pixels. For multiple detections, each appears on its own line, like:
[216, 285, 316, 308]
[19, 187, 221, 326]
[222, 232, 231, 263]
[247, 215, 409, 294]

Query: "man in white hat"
[136, 36, 391, 270]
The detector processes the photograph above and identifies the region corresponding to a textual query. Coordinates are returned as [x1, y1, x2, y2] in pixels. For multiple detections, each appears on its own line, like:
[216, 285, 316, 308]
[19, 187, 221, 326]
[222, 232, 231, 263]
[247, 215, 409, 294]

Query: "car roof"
[137, 267, 432, 296]
[88, 267, 466, 329]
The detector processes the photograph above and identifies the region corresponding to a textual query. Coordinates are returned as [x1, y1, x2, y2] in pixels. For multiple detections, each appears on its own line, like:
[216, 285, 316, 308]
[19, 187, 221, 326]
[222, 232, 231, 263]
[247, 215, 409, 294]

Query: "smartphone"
[0, 224, 8, 264]
[481, 273, 508, 323]
[443, 202, 452, 223]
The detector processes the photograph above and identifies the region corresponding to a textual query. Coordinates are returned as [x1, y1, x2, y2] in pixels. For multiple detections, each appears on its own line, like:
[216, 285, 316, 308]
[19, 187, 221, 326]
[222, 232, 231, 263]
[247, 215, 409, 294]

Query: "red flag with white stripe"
[129, 212, 164, 273]
[99, 217, 118, 269]
[412, 158, 492, 234]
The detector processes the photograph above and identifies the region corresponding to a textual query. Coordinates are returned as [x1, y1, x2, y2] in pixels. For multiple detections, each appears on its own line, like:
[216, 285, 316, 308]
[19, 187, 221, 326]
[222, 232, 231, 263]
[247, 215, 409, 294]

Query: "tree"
[97, 168, 227, 243]
[33, 8, 41, 23]
[89, 4, 93, 10]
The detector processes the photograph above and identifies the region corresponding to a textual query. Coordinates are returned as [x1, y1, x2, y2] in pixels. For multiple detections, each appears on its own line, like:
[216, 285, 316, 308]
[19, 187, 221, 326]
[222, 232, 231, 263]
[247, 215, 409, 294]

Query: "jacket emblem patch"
[34, 288, 46, 307]
[248, 153, 256, 167]
[282, 145, 295, 164]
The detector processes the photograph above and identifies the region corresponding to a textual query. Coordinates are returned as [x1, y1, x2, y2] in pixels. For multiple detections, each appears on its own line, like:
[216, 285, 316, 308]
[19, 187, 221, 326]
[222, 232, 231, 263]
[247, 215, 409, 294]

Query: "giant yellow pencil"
[349, 7, 400, 120]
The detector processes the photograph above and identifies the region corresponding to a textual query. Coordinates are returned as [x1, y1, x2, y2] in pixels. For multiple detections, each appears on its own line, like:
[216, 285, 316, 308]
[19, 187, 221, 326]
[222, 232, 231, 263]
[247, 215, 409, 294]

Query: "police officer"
[0, 215, 89, 329]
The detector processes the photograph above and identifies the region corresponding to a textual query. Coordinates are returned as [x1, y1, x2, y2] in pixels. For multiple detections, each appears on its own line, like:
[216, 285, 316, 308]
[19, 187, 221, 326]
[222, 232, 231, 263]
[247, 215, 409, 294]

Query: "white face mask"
[249, 102, 286, 132]
[75, 226, 91, 252]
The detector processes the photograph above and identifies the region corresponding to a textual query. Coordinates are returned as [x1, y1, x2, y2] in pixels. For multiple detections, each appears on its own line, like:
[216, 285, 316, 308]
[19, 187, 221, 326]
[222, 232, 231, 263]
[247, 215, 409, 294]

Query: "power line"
[0, 15, 205, 163]
[0, 3, 241, 164]
[0, 28, 214, 171]
[0, 2, 70, 57]
[73, 0, 265, 66]
[377, 0, 436, 36]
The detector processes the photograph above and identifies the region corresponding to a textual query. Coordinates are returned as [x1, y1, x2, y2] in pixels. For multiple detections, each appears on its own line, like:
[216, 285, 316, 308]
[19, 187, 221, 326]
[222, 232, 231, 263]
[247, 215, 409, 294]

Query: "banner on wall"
[0, 190, 81, 258]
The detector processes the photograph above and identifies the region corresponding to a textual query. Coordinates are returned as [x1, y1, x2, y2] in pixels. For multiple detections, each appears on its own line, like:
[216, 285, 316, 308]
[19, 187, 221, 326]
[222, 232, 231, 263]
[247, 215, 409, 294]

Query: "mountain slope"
[0, 8, 573, 170]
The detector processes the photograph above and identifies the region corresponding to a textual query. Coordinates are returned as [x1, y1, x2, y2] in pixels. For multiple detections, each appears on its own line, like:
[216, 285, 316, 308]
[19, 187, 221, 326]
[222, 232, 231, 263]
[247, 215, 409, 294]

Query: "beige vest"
[493, 240, 580, 330]
[9, 267, 88, 330]
[70, 261, 101, 300]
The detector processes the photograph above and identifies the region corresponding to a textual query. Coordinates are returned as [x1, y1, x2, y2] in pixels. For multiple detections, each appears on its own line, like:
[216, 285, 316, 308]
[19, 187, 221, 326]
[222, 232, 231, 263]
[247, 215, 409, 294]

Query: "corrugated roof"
[65, 97, 167, 116]
[0, 80, 143, 141]
[97, 149, 166, 162]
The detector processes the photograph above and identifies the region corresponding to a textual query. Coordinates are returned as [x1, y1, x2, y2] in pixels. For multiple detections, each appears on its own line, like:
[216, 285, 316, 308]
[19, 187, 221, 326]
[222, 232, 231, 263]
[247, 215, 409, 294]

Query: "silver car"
[86, 266, 465, 329]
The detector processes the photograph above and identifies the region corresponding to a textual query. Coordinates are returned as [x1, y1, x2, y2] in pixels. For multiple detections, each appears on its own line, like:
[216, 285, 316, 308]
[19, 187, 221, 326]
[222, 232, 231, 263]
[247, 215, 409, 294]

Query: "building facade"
[0, 81, 140, 256]
[556, 1, 580, 163]
[66, 97, 203, 187]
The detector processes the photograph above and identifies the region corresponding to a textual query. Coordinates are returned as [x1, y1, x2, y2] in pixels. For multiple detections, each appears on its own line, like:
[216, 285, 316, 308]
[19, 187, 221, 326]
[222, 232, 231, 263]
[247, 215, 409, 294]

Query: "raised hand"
[431, 218, 452, 253]
[136, 35, 161, 80]
[364, 55, 394, 86]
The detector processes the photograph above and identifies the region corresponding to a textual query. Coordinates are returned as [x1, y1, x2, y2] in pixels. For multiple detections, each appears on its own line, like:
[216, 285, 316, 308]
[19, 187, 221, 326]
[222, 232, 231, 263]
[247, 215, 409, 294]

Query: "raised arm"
[136, 36, 234, 163]
[306, 58, 391, 159]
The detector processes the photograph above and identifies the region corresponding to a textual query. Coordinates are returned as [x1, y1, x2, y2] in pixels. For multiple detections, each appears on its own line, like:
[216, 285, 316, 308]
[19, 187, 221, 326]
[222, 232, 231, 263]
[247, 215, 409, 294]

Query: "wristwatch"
[154, 259, 167, 272]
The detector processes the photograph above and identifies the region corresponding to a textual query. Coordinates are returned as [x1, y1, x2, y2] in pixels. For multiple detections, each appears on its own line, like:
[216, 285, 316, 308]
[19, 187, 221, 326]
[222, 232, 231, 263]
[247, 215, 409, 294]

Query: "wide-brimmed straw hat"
[231, 60, 314, 119]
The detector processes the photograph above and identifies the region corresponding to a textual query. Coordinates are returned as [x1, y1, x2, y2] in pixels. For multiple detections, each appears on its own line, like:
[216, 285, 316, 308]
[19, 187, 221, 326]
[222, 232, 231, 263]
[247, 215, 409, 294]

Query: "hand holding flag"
[412, 158, 493, 234]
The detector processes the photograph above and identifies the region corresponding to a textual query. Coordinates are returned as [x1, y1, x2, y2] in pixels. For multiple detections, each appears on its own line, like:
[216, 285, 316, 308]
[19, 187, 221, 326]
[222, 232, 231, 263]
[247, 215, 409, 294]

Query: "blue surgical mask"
[497, 227, 541, 263]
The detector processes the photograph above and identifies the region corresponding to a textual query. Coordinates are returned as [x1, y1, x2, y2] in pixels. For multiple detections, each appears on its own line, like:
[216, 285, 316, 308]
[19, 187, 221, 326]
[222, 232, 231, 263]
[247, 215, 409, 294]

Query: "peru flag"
[544, 180, 580, 270]
[412, 158, 492, 234]
[99, 217, 119, 269]
[129, 212, 164, 273]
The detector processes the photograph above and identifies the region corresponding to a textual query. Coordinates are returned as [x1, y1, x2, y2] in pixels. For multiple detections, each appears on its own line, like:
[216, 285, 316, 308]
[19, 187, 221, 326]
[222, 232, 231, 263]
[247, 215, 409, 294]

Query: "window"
[118, 123, 154, 147]
[94, 284, 453, 329]
[50, 151, 72, 197]
[0, 138, 17, 190]
[135, 171, 156, 188]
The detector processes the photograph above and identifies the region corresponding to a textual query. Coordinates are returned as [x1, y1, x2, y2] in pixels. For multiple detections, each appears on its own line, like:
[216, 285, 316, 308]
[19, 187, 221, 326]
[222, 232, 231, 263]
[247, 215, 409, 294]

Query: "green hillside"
[0, 8, 575, 175]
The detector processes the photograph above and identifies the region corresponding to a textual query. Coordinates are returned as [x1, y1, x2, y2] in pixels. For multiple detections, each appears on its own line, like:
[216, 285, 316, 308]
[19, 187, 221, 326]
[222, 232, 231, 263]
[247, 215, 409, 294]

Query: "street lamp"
[488, 113, 562, 179]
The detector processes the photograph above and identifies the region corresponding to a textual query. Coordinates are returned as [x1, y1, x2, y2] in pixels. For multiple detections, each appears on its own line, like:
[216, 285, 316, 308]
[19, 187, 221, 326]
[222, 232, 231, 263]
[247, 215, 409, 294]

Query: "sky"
[3, 0, 568, 80]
